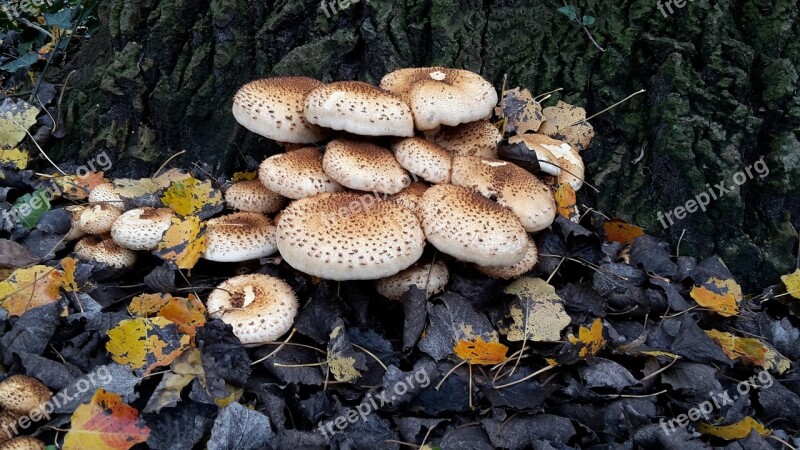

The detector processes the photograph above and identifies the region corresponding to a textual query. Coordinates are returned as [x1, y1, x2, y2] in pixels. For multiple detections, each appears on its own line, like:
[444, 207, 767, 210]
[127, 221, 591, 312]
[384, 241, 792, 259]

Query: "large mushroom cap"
[74, 235, 138, 269]
[110, 207, 175, 250]
[322, 139, 411, 194]
[79, 203, 122, 235]
[232, 77, 331, 143]
[0, 375, 51, 416]
[202, 212, 278, 262]
[389, 182, 429, 218]
[259, 147, 344, 200]
[475, 234, 538, 279]
[225, 180, 285, 214]
[451, 156, 556, 232]
[391, 137, 452, 184]
[207, 274, 299, 345]
[380, 67, 498, 130]
[88, 182, 124, 210]
[303, 81, 414, 137]
[0, 437, 46, 450]
[276, 193, 426, 280]
[418, 184, 528, 266]
[427, 120, 502, 158]
[375, 259, 449, 301]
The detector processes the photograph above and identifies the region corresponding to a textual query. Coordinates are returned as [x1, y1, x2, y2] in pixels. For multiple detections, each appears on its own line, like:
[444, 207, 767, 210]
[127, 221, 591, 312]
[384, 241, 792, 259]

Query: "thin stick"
[468, 363, 474, 409]
[534, 87, 563, 101]
[546, 256, 566, 284]
[250, 328, 297, 365]
[493, 364, 556, 390]
[2, 113, 66, 175]
[573, 89, 646, 126]
[152, 150, 187, 178]
[675, 228, 686, 257]
[767, 434, 798, 450]
[352, 343, 388, 371]
[638, 355, 680, 382]
[435, 360, 467, 390]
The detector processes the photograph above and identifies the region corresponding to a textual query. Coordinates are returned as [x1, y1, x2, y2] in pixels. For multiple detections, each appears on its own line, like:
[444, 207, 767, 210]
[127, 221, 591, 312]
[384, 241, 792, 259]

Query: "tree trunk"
[52, 0, 800, 289]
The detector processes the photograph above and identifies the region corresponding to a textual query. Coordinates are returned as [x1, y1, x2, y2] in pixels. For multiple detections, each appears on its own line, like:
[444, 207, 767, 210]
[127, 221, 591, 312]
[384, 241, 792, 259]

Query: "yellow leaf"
[454, 337, 508, 365]
[232, 171, 257, 182]
[106, 317, 191, 375]
[60, 257, 79, 292]
[53, 171, 108, 200]
[780, 269, 800, 299]
[494, 87, 545, 135]
[567, 318, 606, 358]
[501, 277, 571, 342]
[0, 148, 29, 169]
[554, 183, 578, 220]
[128, 293, 206, 336]
[154, 216, 207, 269]
[0, 100, 39, 150]
[161, 177, 223, 217]
[690, 277, 741, 317]
[538, 100, 595, 151]
[63, 389, 149, 450]
[705, 329, 789, 374]
[696, 416, 769, 440]
[112, 170, 190, 199]
[603, 218, 645, 245]
[0, 265, 64, 316]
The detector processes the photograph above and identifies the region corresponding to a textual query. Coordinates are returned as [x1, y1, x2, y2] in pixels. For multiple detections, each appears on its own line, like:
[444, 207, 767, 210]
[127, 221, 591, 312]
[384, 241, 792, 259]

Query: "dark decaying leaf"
[394, 417, 445, 443]
[439, 424, 494, 450]
[629, 235, 678, 278]
[481, 414, 576, 450]
[665, 315, 732, 365]
[295, 281, 347, 343]
[16, 351, 84, 390]
[578, 357, 639, 392]
[496, 141, 541, 173]
[559, 397, 655, 437]
[195, 319, 251, 391]
[53, 363, 141, 414]
[144, 264, 177, 293]
[145, 401, 217, 450]
[662, 361, 723, 399]
[0, 238, 39, 267]
[558, 282, 606, 322]
[418, 293, 498, 361]
[327, 319, 367, 383]
[207, 402, 273, 450]
[327, 401, 398, 450]
[480, 367, 548, 411]
[0, 302, 60, 365]
[401, 286, 427, 351]
[256, 343, 324, 386]
[757, 380, 800, 423]
[495, 87, 545, 135]
[631, 422, 709, 449]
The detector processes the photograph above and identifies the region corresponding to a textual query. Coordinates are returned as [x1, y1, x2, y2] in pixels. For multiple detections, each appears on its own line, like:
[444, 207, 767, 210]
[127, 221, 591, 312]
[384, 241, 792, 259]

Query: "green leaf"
[1, 53, 38, 72]
[557, 5, 578, 21]
[44, 9, 74, 29]
[582, 15, 596, 26]
[12, 190, 51, 229]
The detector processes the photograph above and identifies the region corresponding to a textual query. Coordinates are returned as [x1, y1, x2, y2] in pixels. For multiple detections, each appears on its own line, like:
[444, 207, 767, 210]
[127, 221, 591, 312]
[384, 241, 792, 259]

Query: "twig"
[250, 328, 297, 365]
[152, 150, 187, 178]
[2, 112, 66, 175]
[493, 363, 556, 390]
[573, 89, 646, 126]
[352, 343, 388, 371]
[435, 360, 467, 390]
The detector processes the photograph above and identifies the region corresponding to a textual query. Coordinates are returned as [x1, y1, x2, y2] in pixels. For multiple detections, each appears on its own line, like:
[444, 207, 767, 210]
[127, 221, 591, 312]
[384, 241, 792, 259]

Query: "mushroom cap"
[258, 147, 344, 200]
[418, 184, 528, 266]
[322, 139, 411, 194]
[375, 259, 449, 301]
[110, 207, 176, 250]
[510, 134, 584, 190]
[389, 182, 429, 218]
[207, 274, 299, 345]
[0, 410, 20, 443]
[380, 67, 498, 130]
[0, 437, 46, 450]
[427, 120, 501, 158]
[303, 81, 414, 137]
[202, 212, 278, 262]
[538, 100, 595, 151]
[0, 375, 51, 416]
[225, 180, 285, 214]
[79, 203, 123, 235]
[276, 192, 426, 280]
[475, 235, 538, 279]
[390, 137, 452, 184]
[451, 156, 556, 232]
[64, 205, 87, 241]
[232, 77, 331, 143]
[74, 235, 138, 269]
[88, 182, 124, 210]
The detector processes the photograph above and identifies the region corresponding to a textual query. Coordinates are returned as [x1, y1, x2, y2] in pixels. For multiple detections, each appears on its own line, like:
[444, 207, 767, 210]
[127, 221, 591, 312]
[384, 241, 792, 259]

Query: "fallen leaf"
[696, 416, 769, 440]
[604, 218, 645, 245]
[780, 269, 800, 299]
[60, 257, 80, 292]
[106, 317, 191, 375]
[0, 148, 29, 169]
[0, 239, 40, 268]
[554, 183, 578, 220]
[232, 171, 257, 182]
[690, 277, 741, 317]
[537, 100, 595, 151]
[53, 171, 107, 200]
[500, 277, 571, 342]
[495, 87, 544, 135]
[112, 170, 190, 199]
[0, 265, 64, 316]
[567, 318, 606, 358]
[161, 177, 223, 218]
[0, 99, 39, 150]
[143, 348, 204, 414]
[128, 293, 206, 335]
[705, 329, 789, 374]
[327, 321, 367, 382]
[454, 337, 508, 365]
[63, 389, 150, 450]
[154, 216, 207, 270]
[12, 189, 51, 229]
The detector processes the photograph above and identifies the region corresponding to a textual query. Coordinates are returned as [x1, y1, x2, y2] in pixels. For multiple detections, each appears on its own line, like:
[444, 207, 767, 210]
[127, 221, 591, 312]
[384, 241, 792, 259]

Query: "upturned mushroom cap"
[64, 205, 87, 241]
[304, 81, 414, 137]
[537, 100, 595, 152]
[232, 77, 331, 143]
[79, 203, 122, 235]
[427, 120, 501, 158]
[380, 67, 498, 130]
[0, 375, 51, 416]
[507, 134, 562, 176]
[509, 134, 584, 190]
[258, 147, 344, 200]
[110, 207, 176, 250]
[390, 137, 452, 184]
[207, 274, 299, 345]
[322, 139, 411, 194]
[418, 184, 528, 266]
[375, 259, 449, 301]
[74, 235, 138, 269]
[451, 156, 556, 232]
[389, 182, 429, 217]
[0, 437, 46, 450]
[225, 180, 285, 214]
[276, 193, 426, 280]
[88, 182, 124, 210]
[475, 235, 538, 279]
[202, 212, 278, 262]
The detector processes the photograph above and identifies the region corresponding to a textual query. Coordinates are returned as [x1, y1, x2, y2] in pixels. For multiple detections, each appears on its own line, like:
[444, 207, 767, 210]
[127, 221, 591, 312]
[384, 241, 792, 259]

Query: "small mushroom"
[0, 437, 46, 450]
[74, 235, 138, 269]
[88, 182, 124, 210]
[380, 67, 498, 130]
[0, 375, 51, 417]
[64, 205, 87, 241]
[225, 180, 285, 214]
[110, 207, 176, 250]
[390, 137, 452, 184]
[304, 81, 414, 137]
[427, 120, 502, 158]
[258, 147, 343, 200]
[202, 212, 278, 262]
[207, 274, 299, 345]
[375, 259, 449, 301]
[232, 77, 331, 143]
[322, 139, 411, 195]
[79, 204, 122, 235]
[475, 235, 538, 279]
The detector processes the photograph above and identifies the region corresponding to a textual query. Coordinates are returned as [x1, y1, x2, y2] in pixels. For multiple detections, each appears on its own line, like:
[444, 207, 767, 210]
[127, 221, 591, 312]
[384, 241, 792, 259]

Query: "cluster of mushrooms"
[66, 67, 590, 346]
[0, 375, 51, 450]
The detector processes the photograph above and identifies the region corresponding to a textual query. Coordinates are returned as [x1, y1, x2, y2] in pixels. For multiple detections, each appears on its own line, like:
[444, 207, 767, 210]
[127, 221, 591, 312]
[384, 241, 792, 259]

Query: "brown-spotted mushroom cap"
[64, 205, 87, 241]
[258, 147, 344, 200]
[74, 235, 137, 269]
[206, 274, 299, 345]
[418, 184, 527, 266]
[0, 411, 20, 444]
[225, 180, 285, 214]
[110, 207, 176, 250]
[232, 77, 331, 143]
[537, 100, 595, 152]
[375, 259, 449, 301]
[427, 120, 501, 158]
[303, 81, 414, 137]
[88, 182, 124, 210]
[0, 437, 46, 450]
[322, 139, 411, 194]
[475, 235, 538, 279]
[202, 212, 278, 262]
[79, 203, 122, 235]
[389, 182, 429, 218]
[0, 375, 51, 416]
[276, 193, 425, 280]
[451, 156, 556, 232]
[380, 67, 498, 130]
[391, 137, 452, 184]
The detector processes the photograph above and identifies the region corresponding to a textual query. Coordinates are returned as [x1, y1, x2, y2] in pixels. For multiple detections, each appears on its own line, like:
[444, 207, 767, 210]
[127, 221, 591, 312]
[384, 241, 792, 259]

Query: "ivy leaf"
[557, 5, 578, 21]
[582, 15, 595, 26]
[0, 265, 64, 316]
[106, 317, 191, 375]
[63, 389, 149, 450]
[1, 53, 40, 72]
[44, 9, 74, 29]
[12, 190, 51, 229]
[154, 216, 207, 270]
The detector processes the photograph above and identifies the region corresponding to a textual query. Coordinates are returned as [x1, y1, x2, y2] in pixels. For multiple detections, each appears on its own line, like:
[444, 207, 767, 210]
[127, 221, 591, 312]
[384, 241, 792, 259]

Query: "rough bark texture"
[53, 0, 800, 288]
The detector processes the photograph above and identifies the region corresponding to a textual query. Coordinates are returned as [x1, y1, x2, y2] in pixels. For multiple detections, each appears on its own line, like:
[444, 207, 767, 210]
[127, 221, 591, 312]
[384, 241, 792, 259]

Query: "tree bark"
[53, 0, 800, 288]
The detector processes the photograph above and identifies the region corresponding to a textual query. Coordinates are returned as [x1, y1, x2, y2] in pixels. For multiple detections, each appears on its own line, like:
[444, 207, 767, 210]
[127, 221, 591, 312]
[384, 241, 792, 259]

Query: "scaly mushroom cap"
[202, 212, 278, 262]
[375, 259, 449, 301]
[276, 193, 426, 280]
[225, 180, 285, 214]
[0, 375, 51, 416]
[0, 410, 19, 443]
[74, 235, 138, 269]
[380, 67, 498, 130]
[389, 182, 429, 218]
[64, 205, 86, 241]
[88, 182, 124, 210]
[537, 100, 595, 151]
[418, 184, 528, 266]
[303, 81, 414, 137]
[79, 203, 122, 235]
[451, 156, 556, 232]
[207, 274, 299, 345]
[391, 137, 452, 184]
[232, 77, 331, 143]
[427, 120, 501, 158]
[322, 139, 411, 194]
[475, 235, 538, 279]
[110, 207, 176, 250]
[258, 147, 344, 200]
[0, 437, 46, 450]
